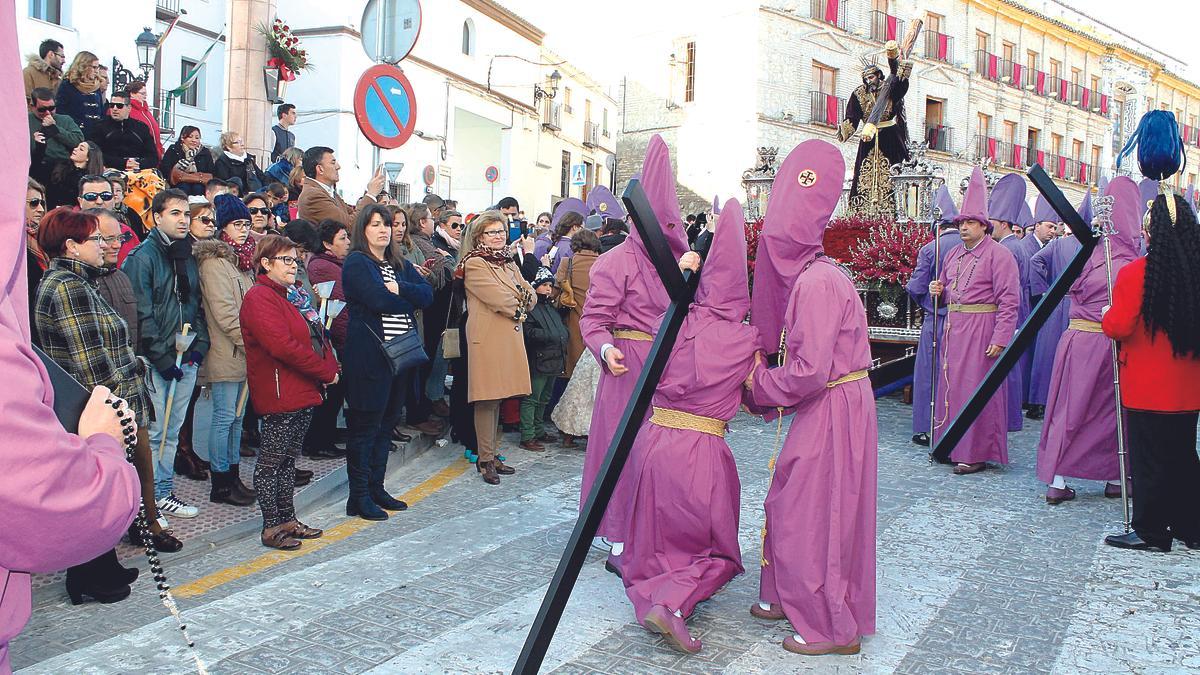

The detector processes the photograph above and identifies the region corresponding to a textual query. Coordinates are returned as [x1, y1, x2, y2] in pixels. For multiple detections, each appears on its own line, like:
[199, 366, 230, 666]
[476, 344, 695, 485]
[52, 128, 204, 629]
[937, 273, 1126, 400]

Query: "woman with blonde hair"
[54, 51, 104, 133]
[213, 130, 265, 193]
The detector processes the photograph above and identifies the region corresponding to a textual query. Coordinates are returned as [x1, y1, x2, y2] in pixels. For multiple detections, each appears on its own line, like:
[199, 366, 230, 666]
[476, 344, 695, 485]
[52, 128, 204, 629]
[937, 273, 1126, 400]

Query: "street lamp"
[135, 27, 158, 75]
[534, 69, 562, 104]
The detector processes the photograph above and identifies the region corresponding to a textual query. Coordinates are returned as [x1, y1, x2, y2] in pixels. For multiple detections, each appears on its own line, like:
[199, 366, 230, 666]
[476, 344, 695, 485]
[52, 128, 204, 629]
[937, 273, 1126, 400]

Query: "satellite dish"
[361, 0, 422, 64]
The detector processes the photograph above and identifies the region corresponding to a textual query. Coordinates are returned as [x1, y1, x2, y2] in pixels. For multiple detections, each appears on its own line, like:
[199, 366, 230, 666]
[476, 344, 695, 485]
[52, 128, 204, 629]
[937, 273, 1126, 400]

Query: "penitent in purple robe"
[1027, 236, 1078, 406]
[906, 228, 960, 436]
[1036, 177, 1140, 484]
[622, 199, 757, 625]
[578, 134, 689, 544]
[998, 233, 1026, 431]
[748, 140, 877, 646]
[934, 236, 1020, 464]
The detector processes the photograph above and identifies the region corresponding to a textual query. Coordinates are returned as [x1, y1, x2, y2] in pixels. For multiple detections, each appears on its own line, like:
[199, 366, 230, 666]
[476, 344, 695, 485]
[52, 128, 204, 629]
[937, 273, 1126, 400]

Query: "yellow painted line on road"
[173, 458, 472, 599]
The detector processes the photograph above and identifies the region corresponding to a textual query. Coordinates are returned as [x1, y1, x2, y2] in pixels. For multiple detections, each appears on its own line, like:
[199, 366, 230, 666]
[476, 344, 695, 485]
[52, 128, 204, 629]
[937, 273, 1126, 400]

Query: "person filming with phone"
[296, 148, 384, 227]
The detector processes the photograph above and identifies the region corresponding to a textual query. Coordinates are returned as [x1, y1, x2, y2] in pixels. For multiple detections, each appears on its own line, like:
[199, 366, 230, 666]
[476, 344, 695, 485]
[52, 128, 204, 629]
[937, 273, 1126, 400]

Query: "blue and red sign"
[485, 165, 500, 183]
[353, 64, 418, 149]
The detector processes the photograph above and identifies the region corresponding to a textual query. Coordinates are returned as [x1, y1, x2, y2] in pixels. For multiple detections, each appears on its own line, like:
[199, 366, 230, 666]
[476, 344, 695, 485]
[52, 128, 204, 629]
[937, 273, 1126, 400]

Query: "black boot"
[229, 463, 257, 501]
[66, 550, 133, 605]
[211, 469, 255, 506]
[345, 415, 387, 521]
[368, 435, 406, 511]
[1025, 404, 1045, 420]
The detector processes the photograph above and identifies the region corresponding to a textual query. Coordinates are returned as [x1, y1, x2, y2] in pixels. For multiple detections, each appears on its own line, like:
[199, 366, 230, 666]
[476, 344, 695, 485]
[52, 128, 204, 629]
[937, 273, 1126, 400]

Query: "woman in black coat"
[159, 126, 216, 197]
[213, 131, 265, 194]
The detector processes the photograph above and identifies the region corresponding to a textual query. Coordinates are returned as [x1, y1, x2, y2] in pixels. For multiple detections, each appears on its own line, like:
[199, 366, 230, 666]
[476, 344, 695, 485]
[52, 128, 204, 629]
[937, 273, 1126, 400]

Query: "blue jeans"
[148, 363, 199, 499]
[208, 381, 246, 472]
[425, 343, 449, 402]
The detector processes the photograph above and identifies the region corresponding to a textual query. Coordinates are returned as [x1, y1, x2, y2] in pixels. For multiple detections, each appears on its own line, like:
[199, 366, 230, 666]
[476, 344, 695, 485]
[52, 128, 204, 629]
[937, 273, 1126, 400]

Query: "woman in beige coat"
[460, 211, 536, 484]
[195, 194, 257, 506]
[555, 228, 601, 379]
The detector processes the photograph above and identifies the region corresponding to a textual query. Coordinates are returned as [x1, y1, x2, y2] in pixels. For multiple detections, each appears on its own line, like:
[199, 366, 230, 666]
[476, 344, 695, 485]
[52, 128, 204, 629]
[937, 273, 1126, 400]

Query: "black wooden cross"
[512, 180, 704, 674]
[932, 164, 1098, 462]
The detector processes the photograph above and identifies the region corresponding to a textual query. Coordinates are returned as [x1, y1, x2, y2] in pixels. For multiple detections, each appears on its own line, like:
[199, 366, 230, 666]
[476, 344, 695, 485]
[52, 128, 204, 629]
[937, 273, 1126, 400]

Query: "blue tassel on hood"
[1117, 110, 1185, 182]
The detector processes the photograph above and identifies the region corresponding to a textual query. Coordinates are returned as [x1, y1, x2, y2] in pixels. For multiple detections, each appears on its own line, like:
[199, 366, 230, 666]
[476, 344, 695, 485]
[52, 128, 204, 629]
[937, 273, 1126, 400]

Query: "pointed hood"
[1077, 188, 1094, 226]
[954, 166, 990, 226]
[550, 198, 586, 230]
[712, 195, 722, 215]
[585, 185, 626, 220]
[627, 134, 689, 257]
[1103, 176, 1141, 260]
[1017, 200, 1033, 229]
[933, 184, 958, 223]
[692, 199, 748, 323]
[987, 173, 1027, 225]
[1032, 193, 1058, 224]
[749, 139, 845, 352]
[1138, 178, 1158, 221]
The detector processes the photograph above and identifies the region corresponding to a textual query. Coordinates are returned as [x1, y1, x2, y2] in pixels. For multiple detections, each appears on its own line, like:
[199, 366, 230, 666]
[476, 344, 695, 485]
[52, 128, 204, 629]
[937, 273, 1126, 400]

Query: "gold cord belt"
[1068, 318, 1103, 333]
[948, 303, 998, 313]
[613, 329, 654, 341]
[827, 369, 869, 388]
[650, 407, 727, 437]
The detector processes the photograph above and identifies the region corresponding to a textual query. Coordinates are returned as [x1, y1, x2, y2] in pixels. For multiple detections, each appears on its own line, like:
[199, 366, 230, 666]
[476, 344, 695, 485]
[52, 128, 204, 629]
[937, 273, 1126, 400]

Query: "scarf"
[286, 283, 322, 325]
[220, 231, 257, 272]
[71, 75, 102, 95]
[436, 226, 461, 251]
[454, 245, 513, 280]
[26, 226, 49, 271]
[224, 150, 248, 163]
[159, 229, 194, 304]
[174, 145, 198, 174]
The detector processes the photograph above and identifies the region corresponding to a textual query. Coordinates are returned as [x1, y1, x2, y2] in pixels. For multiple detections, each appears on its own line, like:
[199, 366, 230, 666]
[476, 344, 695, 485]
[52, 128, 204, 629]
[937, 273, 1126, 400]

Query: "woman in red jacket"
[240, 234, 340, 550]
[1102, 192, 1200, 552]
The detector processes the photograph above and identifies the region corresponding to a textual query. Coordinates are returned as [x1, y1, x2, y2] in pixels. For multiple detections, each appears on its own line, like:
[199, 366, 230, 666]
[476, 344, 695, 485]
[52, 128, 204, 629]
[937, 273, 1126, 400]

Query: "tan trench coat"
[195, 239, 253, 383]
[464, 256, 536, 402]
[555, 249, 597, 378]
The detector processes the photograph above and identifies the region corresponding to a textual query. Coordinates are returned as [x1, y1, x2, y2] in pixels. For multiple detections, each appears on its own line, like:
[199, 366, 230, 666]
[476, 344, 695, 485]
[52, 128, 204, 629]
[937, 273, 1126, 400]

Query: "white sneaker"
[156, 516, 170, 530]
[156, 493, 199, 518]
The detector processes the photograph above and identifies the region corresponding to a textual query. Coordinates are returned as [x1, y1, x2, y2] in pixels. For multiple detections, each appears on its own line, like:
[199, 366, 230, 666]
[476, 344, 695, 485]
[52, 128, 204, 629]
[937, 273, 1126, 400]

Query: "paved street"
[11, 397, 1200, 674]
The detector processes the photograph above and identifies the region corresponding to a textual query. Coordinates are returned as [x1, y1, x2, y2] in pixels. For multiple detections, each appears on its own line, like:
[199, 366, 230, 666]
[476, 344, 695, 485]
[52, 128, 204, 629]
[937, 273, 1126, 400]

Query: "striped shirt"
[379, 261, 415, 339]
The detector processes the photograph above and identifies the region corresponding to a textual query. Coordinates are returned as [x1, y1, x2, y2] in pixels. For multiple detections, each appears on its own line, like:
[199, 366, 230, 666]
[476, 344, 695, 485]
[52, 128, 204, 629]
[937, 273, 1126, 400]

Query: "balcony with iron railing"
[975, 136, 1027, 170]
[975, 50, 1001, 83]
[1042, 154, 1094, 184]
[155, 0, 181, 15]
[923, 31, 953, 64]
[999, 59, 1027, 91]
[810, 0, 848, 31]
[152, 89, 175, 136]
[810, 91, 845, 127]
[869, 10, 905, 44]
[925, 125, 952, 152]
[583, 120, 599, 147]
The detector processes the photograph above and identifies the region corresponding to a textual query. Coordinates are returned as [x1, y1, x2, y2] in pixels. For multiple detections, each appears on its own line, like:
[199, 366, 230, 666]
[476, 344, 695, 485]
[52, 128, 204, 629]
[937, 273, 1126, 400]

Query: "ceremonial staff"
[157, 324, 196, 461]
[929, 209, 942, 444]
[1096, 196, 1132, 532]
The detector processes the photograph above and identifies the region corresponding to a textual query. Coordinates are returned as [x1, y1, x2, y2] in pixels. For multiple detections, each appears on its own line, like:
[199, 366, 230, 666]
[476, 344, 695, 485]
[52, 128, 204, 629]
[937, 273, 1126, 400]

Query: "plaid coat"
[33, 257, 150, 424]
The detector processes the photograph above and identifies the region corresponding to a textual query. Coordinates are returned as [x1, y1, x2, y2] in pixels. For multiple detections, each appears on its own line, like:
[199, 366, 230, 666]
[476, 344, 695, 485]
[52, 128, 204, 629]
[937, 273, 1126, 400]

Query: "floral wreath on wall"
[258, 17, 312, 82]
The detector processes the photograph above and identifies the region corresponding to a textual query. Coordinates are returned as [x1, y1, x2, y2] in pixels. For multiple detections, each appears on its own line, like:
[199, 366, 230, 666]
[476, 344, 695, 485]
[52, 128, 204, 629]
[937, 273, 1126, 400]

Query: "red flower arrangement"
[844, 219, 931, 286]
[745, 217, 764, 292]
[258, 17, 311, 81]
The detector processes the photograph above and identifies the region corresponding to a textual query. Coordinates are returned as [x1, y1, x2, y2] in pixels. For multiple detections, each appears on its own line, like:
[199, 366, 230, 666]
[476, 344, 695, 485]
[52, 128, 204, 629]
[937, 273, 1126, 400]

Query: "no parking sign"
[353, 64, 418, 149]
[485, 166, 499, 183]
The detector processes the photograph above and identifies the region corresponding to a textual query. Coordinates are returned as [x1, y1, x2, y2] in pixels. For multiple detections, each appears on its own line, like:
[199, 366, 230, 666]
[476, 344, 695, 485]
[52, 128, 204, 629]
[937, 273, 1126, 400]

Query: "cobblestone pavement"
[12, 397, 1200, 674]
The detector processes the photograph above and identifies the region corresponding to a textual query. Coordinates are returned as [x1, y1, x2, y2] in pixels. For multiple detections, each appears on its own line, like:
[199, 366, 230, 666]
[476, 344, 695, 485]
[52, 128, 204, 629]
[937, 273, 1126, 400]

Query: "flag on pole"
[168, 32, 223, 100]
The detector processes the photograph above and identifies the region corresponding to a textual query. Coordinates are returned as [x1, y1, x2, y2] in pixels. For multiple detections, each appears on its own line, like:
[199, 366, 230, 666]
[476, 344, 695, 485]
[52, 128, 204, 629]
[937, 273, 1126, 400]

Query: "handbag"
[368, 321, 429, 376]
[441, 327, 461, 359]
[441, 278, 466, 359]
[558, 258, 578, 309]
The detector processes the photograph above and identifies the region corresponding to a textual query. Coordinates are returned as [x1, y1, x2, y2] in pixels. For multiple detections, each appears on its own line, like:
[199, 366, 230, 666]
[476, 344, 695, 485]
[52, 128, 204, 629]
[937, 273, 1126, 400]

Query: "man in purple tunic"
[929, 166, 1020, 475]
[745, 140, 878, 656]
[988, 173, 1028, 432]
[1027, 191, 1090, 417]
[906, 185, 961, 445]
[621, 199, 759, 654]
[579, 134, 690, 572]
[1036, 177, 1141, 503]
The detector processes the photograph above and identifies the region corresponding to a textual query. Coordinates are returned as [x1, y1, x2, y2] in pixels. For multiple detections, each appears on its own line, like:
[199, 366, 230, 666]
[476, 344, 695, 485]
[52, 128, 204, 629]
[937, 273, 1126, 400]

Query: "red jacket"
[239, 274, 339, 415]
[1102, 257, 1200, 412]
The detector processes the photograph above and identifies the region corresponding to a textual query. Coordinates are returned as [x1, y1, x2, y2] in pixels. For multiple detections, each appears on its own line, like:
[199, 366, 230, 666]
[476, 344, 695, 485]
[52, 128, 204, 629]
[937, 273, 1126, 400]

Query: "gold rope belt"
[650, 407, 727, 437]
[827, 369, 869, 388]
[613, 329, 654, 341]
[1068, 318, 1104, 333]
[948, 303, 998, 314]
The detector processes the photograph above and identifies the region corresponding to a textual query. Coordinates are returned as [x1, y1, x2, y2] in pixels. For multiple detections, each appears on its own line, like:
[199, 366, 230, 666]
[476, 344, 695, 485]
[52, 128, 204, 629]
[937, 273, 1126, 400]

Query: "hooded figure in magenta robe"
[933, 166, 1020, 470]
[620, 199, 758, 654]
[0, 9, 141, 668]
[1035, 177, 1141, 500]
[906, 185, 960, 442]
[579, 134, 690, 556]
[745, 140, 878, 655]
[989, 174, 1028, 432]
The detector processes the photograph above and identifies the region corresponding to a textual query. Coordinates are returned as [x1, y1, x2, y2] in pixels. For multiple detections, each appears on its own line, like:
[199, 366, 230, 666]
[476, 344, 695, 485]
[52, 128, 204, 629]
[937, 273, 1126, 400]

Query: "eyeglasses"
[107, 102, 126, 110]
[247, 207, 271, 216]
[27, 198, 45, 208]
[81, 192, 114, 202]
[269, 256, 299, 266]
[35, 105, 55, 113]
[79, 235, 105, 245]
[227, 220, 251, 230]
[197, 216, 216, 225]
[100, 232, 133, 246]
[481, 229, 506, 237]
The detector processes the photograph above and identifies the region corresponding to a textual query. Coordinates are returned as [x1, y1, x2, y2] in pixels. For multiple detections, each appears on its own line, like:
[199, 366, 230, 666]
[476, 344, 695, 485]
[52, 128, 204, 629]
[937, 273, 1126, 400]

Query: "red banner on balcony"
[1059, 79, 1068, 100]
[987, 137, 998, 159]
[825, 0, 839, 25]
[1011, 63, 1023, 87]
[1081, 88, 1091, 109]
[1100, 93, 1109, 115]
[1079, 163, 1088, 184]
[886, 15, 898, 41]
[826, 95, 839, 126]
[1012, 145, 1024, 167]
[937, 34, 949, 60]
[1037, 150, 1046, 167]
[988, 54, 998, 80]
[1185, 125, 1193, 144]
[1057, 155, 1067, 177]
[1035, 71, 1046, 95]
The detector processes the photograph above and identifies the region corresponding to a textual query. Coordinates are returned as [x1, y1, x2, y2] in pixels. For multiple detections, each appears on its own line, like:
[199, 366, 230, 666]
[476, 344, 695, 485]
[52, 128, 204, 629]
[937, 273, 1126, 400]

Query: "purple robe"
[905, 229, 959, 435]
[998, 234, 1026, 431]
[934, 236, 1020, 464]
[749, 256, 877, 645]
[548, 235, 574, 274]
[532, 233, 553, 261]
[1028, 237, 1078, 406]
[1016, 232, 1052, 397]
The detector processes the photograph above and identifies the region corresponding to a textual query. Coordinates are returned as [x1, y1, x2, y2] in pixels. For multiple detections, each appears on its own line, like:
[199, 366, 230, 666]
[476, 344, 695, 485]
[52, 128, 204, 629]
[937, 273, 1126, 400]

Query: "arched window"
[462, 19, 476, 56]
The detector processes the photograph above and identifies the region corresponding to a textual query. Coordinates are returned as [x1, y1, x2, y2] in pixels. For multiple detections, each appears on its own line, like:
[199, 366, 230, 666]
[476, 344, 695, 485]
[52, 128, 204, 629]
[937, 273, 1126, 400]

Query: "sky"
[503, 0, 1200, 87]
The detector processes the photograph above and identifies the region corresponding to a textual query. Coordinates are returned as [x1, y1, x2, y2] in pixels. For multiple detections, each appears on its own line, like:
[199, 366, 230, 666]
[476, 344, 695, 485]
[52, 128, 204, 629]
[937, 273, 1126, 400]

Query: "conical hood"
[550, 198, 586, 230]
[1138, 178, 1158, 221]
[749, 139, 845, 352]
[585, 185, 625, 220]
[1104, 176, 1141, 259]
[1017, 201, 1033, 229]
[1032, 193, 1058, 224]
[955, 166, 989, 225]
[712, 195, 722, 215]
[632, 134, 689, 257]
[693, 199, 748, 322]
[933, 184, 958, 223]
[987, 173, 1027, 225]
[1077, 189, 1094, 226]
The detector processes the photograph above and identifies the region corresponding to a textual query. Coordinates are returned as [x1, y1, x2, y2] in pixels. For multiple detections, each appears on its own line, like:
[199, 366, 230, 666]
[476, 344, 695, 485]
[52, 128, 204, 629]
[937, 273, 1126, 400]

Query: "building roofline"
[461, 0, 545, 45]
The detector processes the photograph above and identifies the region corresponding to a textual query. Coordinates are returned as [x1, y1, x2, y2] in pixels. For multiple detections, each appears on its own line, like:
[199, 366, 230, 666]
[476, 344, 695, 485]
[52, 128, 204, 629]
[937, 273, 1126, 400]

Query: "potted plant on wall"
[258, 17, 311, 101]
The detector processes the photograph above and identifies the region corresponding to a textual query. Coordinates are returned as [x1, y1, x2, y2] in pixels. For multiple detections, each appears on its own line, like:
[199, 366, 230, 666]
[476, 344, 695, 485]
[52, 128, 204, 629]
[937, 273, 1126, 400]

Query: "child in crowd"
[520, 267, 568, 451]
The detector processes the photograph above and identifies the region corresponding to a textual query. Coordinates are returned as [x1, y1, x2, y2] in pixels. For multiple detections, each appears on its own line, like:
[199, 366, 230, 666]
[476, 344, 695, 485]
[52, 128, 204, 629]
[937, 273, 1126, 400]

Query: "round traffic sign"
[422, 165, 436, 186]
[353, 64, 418, 149]
[361, 0, 422, 64]
[485, 165, 499, 183]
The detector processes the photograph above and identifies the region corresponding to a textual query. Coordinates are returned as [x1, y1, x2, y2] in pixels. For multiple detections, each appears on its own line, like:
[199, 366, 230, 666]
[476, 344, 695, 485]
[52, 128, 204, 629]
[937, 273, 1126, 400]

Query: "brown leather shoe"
[431, 400, 450, 418]
[536, 432, 557, 443]
[478, 460, 500, 485]
[494, 459, 516, 475]
[750, 602, 786, 620]
[782, 635, 860, 656]
[174, 442, 209, 481]
[411, 419, 444, 436]
[519, 440, 545, 452]
[560, 434, 579, 449]
[284, 521, 323, 539]
[261, 525, 301, 550]
[952, 462, 986, 475]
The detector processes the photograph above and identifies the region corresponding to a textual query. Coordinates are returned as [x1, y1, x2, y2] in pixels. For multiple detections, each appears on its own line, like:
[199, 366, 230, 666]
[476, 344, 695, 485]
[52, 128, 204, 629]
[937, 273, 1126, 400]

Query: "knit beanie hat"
[214, 193, 251, 227]
[534, 266, 555, 288]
